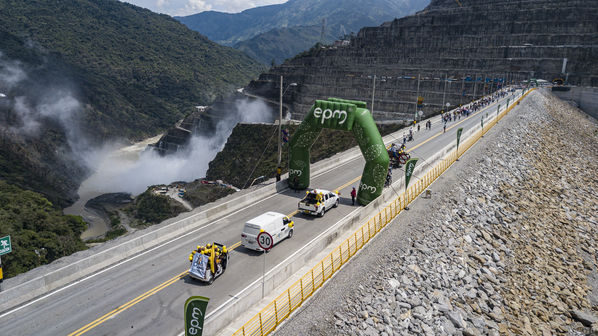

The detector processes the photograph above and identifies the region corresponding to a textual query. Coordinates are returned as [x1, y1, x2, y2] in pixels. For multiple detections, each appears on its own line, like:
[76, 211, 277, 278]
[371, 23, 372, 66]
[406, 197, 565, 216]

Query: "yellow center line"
[69, 270, 188, 336]
[69, 97, 509, 335]
[337, 176, 361, 191]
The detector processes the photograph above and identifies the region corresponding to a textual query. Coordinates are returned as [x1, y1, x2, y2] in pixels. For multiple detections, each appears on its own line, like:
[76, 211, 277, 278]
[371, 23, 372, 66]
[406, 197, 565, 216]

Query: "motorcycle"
[388, 150, 411, 169]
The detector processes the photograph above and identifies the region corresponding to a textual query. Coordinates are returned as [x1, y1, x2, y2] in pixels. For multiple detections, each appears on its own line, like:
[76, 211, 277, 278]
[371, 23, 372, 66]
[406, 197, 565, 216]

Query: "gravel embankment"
[274, 89, 598, 336]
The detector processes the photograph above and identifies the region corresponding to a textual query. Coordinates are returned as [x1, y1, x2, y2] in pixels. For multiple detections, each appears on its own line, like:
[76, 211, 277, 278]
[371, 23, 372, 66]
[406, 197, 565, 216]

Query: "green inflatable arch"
[288, 98, 389, 205]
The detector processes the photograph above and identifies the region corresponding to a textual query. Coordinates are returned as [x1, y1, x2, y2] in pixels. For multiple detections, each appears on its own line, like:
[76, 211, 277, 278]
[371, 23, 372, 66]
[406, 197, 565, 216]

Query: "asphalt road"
[0, 91, 520, 336]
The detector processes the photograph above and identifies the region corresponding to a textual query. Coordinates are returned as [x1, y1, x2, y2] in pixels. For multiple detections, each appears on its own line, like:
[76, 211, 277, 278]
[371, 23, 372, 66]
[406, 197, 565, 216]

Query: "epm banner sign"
[185, 296, 209, 336]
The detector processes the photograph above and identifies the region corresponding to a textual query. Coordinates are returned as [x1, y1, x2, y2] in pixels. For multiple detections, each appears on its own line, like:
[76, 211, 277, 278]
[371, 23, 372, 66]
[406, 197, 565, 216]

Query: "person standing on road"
[350, 187, 357, 205]
[292, 176, 300, 193]
[276, 166, 282, 182]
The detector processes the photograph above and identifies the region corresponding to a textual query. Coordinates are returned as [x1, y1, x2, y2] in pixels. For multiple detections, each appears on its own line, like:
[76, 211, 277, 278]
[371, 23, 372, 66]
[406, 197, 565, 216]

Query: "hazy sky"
[121, 0, 287, 16]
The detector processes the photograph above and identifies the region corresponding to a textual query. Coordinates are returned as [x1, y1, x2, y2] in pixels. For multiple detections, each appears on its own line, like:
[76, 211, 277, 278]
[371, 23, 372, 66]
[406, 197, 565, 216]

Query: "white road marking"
[176, 206, 364, 336]
[0, 191, 283, 319]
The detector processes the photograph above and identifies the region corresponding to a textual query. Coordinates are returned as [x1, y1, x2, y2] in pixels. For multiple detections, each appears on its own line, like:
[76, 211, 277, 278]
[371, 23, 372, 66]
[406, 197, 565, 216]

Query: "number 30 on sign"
[257, 232, 273, 251]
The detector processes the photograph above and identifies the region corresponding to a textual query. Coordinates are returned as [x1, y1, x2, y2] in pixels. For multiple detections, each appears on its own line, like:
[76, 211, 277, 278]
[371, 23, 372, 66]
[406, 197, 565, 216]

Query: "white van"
[241, 212, 294, 251]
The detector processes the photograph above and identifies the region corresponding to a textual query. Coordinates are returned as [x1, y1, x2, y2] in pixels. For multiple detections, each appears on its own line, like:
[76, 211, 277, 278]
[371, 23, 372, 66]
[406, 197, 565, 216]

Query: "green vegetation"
[0, 0, 265, 142]
[86, 211, 127, 243]
[127, 190, 187, 226]
[206, 123, 403, 188]
[124, 182, 235, 227]
[0, 181, 87, 279]
[0, 0, 265, 206]
[183, 181, 236, 208]
[234, 26, 336, 65]
[178, 0, 427, 63]
[0, 126, 84, 208]
[178, 0, 426, 47]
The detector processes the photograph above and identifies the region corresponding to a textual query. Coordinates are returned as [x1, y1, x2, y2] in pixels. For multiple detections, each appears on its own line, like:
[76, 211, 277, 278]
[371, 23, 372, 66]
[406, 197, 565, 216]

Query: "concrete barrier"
[200, 90, 526, 335]
[0, 91, 520, 315]
[0, 124, 409, 313]
[202, 177, 396, 335]
[0, 175, 289, 312]
[201, 139, 457, 335]
[551, 86, 598, 120]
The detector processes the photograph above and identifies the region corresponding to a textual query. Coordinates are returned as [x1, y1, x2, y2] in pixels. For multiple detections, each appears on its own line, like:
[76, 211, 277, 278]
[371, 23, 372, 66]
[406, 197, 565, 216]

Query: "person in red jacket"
[350, 187, 357, 205]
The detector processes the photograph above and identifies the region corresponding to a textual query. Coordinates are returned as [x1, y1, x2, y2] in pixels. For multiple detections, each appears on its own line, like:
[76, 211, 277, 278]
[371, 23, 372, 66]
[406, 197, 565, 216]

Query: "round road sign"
[257, 232, 274, 250]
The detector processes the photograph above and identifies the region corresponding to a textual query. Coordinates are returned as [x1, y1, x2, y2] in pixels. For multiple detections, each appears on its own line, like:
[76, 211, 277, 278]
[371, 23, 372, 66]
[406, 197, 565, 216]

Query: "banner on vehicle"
[185, 296, 209, 336]
[190, 253, 208, 279]
[456, 127, 463, 150]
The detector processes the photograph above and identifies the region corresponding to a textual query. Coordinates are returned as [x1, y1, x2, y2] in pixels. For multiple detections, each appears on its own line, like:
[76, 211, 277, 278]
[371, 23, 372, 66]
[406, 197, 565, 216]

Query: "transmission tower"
[320, 18, 326, 44]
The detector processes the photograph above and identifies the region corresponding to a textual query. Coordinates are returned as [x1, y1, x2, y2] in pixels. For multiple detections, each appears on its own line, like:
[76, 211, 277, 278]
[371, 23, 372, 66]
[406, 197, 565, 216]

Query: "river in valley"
[64, 135, 163, 240]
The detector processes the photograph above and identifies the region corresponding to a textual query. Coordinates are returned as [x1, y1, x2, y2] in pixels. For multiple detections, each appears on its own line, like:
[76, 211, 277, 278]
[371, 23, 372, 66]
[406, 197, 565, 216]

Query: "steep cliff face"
[246, 0, 598, 121]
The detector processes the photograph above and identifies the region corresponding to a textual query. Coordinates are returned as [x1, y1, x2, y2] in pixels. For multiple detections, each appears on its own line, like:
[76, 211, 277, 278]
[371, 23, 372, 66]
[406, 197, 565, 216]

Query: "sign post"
[0, 235, 12, 287]
[416, 96, 424, 121]
[184, 296, 209, 336]
[257, 231, 274, 298]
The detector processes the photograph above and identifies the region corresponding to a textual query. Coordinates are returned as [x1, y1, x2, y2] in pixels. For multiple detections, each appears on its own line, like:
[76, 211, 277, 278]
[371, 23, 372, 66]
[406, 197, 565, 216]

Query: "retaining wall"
[552, 87, 598, 120]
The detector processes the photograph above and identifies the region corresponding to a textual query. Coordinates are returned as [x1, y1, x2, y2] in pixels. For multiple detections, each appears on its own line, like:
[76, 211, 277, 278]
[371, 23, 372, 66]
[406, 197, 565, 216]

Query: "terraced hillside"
[246, 0, 598, 121]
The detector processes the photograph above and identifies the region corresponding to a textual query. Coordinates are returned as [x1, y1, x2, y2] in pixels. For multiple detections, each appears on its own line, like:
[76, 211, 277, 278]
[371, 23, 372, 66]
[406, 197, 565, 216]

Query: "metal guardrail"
[232, 89, 535, 336]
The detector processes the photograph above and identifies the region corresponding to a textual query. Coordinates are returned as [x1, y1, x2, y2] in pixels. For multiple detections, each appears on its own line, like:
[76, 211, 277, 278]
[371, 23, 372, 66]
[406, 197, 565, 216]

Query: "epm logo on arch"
[309, 100, 356, 131]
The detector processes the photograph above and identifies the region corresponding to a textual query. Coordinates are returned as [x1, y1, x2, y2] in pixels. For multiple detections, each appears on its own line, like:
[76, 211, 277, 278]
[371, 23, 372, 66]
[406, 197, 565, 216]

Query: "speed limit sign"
[257, 232, 273, 251]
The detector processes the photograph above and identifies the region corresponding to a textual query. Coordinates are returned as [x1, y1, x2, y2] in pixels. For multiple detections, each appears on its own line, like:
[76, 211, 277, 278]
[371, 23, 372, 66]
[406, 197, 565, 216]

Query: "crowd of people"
[440, 89, 512, 132]
[353, 88, 517, 192]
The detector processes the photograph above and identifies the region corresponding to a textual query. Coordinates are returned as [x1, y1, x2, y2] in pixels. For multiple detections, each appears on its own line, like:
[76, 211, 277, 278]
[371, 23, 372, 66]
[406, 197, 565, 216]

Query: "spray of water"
[82, 98, 272, 194]
[2, 49, 275, 196]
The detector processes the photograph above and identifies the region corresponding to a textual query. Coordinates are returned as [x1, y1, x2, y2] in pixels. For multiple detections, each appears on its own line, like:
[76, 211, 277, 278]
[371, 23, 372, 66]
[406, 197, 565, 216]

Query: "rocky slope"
[248, 0, 598, 122]
[274, 89, 598, 335]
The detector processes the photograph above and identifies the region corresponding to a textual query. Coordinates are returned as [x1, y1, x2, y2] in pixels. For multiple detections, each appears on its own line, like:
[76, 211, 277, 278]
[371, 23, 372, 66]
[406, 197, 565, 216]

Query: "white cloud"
[121, 0, 286, 16]
[177, 0, 212, 16]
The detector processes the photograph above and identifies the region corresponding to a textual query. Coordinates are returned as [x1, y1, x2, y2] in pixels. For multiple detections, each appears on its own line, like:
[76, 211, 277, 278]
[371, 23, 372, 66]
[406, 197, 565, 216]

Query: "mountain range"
[177, 0, 429, 64]
[0, 0, 265, 206]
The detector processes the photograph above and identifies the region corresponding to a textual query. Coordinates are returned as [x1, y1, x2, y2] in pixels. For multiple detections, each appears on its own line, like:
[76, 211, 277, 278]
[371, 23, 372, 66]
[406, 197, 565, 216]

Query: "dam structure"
[246, 0, 598, 121]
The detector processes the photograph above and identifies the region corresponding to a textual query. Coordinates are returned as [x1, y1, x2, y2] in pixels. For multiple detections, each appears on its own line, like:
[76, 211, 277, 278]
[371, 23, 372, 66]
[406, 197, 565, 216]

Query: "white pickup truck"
[298, 189, 339, 217]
